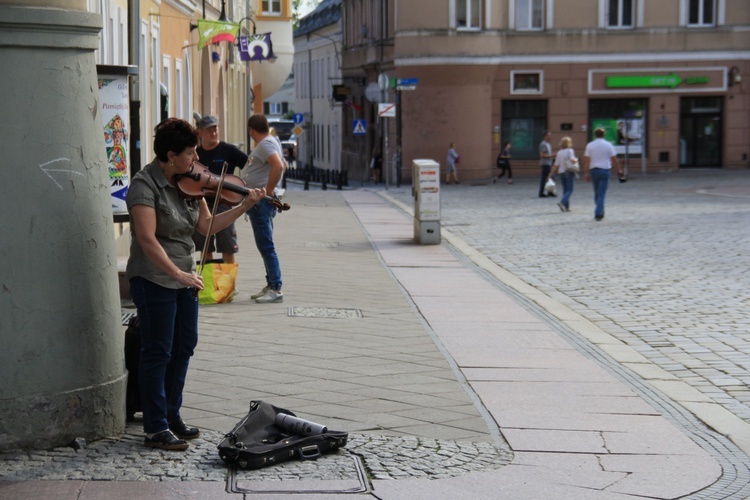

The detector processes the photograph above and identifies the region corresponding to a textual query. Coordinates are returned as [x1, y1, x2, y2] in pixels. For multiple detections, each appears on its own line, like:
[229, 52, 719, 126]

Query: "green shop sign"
[606, 74, 709, 89]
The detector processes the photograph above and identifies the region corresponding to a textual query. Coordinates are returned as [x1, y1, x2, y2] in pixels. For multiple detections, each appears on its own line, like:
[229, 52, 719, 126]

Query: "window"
[689, 0, 715, 26]
[511, 71, 543, 94]
[589, 99, 647, 156]
[262, 0, 281, 16]
[175, 60, 183, 119]
[456, 0, 482, 29]
[608, 0, 633, 28]
[501, 100, 547, 160]
[516, 0, 544, 30]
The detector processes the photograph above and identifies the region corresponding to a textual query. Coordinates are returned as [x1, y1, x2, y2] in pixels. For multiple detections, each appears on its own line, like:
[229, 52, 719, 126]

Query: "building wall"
[387, 0, 750, 181]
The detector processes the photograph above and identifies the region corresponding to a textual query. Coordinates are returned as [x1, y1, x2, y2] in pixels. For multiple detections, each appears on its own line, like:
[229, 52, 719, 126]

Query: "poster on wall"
[592, 118, 644, 155]
[97, 67, 130, 217]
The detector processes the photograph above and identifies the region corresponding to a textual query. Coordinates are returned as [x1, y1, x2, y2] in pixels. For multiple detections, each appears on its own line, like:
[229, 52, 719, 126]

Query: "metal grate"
[288, 307, 362, 319]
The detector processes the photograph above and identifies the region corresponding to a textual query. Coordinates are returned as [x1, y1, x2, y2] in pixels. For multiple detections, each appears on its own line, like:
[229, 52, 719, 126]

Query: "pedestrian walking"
[538, 131, 555, 197]
[446, 142, 460, 184]
[582, 127, 623, 221]
[549, 136, 578, 212]
[495, 142, 513, 184]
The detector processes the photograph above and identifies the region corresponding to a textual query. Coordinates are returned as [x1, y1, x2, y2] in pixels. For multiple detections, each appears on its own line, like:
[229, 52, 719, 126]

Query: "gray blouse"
[125, 160, 200, 289]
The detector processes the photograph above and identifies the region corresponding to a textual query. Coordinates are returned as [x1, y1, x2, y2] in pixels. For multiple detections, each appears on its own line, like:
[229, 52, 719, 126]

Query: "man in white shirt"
[583, 128, 623, 221]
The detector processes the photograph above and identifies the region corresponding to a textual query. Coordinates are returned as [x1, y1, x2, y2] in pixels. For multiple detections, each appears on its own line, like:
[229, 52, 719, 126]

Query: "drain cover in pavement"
[289, 307, 362, 319]
[228, 454, 369, 494]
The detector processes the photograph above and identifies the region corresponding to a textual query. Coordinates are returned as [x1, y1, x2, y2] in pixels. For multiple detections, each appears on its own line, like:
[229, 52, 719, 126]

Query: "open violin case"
[217, 400, 348, 470]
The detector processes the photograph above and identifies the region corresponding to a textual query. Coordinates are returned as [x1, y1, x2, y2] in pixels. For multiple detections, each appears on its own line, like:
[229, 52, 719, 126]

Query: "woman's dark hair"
[503, 142, 510, 148]
[153, 118, 199, 162]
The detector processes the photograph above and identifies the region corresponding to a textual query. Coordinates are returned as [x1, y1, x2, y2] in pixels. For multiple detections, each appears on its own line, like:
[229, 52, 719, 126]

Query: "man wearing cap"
[192, 115, 249, 264]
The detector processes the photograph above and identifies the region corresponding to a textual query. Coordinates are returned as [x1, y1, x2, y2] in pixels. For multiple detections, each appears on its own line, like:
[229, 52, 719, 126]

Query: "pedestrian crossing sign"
[352, 119, 367, 136]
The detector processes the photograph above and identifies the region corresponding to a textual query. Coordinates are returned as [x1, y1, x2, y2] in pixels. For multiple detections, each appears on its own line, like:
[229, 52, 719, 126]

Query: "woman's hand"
[240, 187, 266, 211]
[176, 270, 204, 290]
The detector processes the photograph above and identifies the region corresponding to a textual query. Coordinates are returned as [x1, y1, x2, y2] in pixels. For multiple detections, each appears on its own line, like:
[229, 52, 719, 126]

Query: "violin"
[176, 162, 290, 213]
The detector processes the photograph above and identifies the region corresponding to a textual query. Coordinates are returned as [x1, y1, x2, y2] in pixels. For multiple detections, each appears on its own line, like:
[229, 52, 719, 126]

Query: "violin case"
[218, 400, 348, 470]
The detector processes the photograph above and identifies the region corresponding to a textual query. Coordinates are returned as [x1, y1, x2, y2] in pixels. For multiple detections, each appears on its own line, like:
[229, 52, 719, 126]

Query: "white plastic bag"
[544, 178, 556, 195]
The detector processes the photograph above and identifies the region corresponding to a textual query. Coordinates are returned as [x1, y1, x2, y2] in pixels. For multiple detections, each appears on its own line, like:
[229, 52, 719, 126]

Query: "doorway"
[679, 97, 722, 167]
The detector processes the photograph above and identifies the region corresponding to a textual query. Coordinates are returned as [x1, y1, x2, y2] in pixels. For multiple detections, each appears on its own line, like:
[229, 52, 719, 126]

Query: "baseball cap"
[197, 115, 218, 129]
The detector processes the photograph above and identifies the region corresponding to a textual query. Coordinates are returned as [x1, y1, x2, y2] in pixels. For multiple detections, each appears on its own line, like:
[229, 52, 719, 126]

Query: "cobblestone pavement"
[390, 169, 750, 424]
[0, 423, 510, 483]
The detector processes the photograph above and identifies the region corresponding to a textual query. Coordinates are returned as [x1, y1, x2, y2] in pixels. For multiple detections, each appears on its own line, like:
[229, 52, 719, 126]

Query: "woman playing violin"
[126, 118, 263, 451]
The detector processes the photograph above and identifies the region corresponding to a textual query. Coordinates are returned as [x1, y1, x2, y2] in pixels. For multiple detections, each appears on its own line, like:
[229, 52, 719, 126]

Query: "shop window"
[608, 0, 634, 28]
[501, 100, 547, 160]
[688, 0, 715, 26]
[456, 0, 482, 30]
[516, 0, 544, 31]
[511, 71, 543, 95]
[589, 99, 648, 156]
[262, 0, 282, 16]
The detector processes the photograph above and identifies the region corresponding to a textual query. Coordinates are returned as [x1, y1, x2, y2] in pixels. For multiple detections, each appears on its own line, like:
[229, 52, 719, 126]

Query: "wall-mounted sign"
[97, 65, 131, 217]
[589, 67, 726, 94]
[239, 33, 274, 62]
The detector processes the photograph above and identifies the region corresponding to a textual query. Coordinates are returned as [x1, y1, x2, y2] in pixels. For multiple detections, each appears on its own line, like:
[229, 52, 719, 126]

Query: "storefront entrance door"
[679, 97, 722, 168]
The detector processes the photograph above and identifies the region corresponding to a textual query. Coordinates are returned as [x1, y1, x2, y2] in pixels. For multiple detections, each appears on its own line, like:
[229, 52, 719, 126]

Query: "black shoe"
[169, 419, 201, 440]
[595, 215, 604, 221]
[539, 194, 548, 198]
[144, 430, 188, 451]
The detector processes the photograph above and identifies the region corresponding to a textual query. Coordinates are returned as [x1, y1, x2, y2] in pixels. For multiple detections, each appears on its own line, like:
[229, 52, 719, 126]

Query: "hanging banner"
[197, 19, 238, 50]
[97, 66, 131, 217]
[239, 33, 274, 61]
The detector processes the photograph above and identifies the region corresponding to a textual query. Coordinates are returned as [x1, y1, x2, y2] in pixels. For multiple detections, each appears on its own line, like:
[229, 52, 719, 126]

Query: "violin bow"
[195, 162, 229, 297]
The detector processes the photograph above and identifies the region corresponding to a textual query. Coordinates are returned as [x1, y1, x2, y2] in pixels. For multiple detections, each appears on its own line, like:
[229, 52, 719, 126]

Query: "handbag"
[565, 157, 580, 173]
[544, 177, 556, 195]
[198, 262, 238, 304]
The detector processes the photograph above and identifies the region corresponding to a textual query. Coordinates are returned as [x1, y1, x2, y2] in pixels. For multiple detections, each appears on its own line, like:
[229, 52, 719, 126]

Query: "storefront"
[495, 63, 744, 174]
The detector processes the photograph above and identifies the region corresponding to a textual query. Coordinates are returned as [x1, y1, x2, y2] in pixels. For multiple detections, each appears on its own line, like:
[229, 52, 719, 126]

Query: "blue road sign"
[353, 119, 367, 136]
[293, 113, 304, 125]
[397, 78, 418, 87]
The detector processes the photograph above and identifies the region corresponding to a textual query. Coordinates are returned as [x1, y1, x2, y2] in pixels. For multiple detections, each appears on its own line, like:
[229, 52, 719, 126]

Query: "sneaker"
[144, 430, 188, 451]
[557, 202, 565, 212]
[255, 289, 283, 303]
[250, 285, 269, 300]
[169, 419, 200, 440]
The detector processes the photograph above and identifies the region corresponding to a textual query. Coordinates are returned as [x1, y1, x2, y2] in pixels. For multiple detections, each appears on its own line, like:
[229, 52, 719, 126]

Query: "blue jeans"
[590, 168, 610, 218]
[560, 171, 575, 209]
[130, 277, 198, 434]
[247, 199, 282, 290]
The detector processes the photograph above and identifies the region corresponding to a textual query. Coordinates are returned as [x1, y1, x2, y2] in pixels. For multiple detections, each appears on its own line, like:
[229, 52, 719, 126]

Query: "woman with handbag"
[549, 136, 579, 212]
